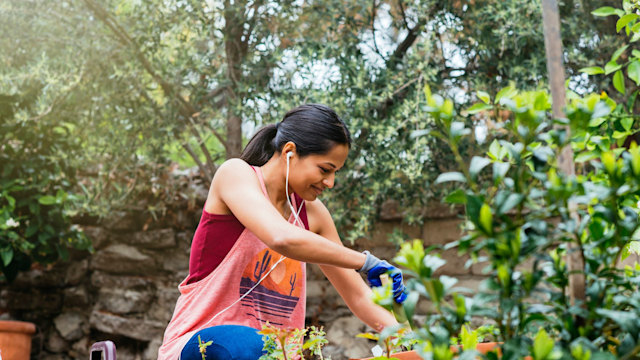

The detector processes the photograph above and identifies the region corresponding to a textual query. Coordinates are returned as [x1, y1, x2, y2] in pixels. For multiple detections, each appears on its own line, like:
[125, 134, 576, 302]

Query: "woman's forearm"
[269, 225, 367, 269]
[345, 289, 398, 332]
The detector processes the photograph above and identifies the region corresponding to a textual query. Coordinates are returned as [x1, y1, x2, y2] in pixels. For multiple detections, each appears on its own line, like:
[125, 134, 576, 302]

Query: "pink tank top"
[158, 167, 307, 360]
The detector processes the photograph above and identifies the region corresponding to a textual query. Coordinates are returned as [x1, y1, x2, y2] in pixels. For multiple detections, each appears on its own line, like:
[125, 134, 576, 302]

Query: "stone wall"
[0, 194, 479, 360]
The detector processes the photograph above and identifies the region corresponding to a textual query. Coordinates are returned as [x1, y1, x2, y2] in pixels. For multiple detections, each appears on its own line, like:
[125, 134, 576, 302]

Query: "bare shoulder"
[305, 198, 335, 235]
[213, 158, 258, 186]
[206, 158, 261, 214]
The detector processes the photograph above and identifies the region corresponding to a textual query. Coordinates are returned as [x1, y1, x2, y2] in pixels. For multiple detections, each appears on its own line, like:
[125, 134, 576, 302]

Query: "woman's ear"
[281, 141, 297, 158]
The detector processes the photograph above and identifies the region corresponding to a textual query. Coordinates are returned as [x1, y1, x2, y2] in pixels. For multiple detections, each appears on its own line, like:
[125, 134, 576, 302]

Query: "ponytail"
[240, 123, 278, 166]
[240, 104, 351, 166]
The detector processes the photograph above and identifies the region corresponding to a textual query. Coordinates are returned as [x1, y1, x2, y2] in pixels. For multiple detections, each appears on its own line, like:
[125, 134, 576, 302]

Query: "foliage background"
[0, 0, 631, 275]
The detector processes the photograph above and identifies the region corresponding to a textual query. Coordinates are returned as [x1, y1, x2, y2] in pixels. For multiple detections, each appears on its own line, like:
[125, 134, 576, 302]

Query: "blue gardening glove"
[358, 250, 407, 304]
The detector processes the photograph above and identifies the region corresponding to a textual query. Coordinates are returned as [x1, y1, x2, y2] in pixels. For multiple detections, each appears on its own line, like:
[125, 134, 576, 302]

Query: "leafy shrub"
[0, 84, 90, 282]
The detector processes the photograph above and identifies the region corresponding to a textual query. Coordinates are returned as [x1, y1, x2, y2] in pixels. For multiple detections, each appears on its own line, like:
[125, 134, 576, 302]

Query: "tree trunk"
[223, 0, 247, 159]
[541, 0, 586, 306]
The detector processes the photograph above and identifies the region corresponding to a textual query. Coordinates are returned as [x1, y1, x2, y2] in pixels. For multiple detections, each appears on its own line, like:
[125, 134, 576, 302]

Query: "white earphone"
[285, 151, 303, 227]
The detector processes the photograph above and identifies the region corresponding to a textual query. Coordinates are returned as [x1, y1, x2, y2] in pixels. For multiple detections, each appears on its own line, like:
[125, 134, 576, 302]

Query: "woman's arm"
[306, 199, 398, 332]
[213, 159, 367, 269]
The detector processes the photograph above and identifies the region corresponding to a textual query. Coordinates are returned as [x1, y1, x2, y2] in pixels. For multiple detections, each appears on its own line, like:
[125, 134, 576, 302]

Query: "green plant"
[371, 3, 640, 356]
[197, 335, 213, 360]
[0, 85, 91, 282]
[258, 323, 331, 360]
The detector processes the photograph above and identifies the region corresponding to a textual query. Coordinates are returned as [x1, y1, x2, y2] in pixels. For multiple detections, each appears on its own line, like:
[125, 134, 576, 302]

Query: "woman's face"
[288, 144, 349, 201]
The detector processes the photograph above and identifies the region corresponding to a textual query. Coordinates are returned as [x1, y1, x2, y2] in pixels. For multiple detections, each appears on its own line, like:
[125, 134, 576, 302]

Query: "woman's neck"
[259, 156, 290, 217]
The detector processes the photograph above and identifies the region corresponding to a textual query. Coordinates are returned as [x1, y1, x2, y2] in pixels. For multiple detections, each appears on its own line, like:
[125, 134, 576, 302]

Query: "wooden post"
[541, 0, 585, 304]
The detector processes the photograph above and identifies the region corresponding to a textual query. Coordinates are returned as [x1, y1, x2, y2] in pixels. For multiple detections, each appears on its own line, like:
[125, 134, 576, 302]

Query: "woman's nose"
[323, 173, 335, 188]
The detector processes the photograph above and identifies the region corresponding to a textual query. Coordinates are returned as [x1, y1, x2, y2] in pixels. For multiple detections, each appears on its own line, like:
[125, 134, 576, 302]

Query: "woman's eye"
[319, 167, 329, 174]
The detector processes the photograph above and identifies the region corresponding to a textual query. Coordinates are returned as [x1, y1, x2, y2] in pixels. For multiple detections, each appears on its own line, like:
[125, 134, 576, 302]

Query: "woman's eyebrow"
[322, 162, 337, 169]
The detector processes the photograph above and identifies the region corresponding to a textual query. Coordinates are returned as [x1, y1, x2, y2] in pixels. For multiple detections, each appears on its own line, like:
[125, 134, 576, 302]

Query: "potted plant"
[0, 320, 36, 360]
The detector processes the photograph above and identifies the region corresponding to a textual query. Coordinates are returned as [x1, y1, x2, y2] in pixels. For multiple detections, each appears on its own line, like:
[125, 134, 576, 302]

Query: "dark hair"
[240, 104, 351, 166]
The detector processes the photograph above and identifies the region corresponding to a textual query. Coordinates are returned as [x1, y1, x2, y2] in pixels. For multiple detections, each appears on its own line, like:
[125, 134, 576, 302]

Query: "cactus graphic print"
[240, 248, 303, 326]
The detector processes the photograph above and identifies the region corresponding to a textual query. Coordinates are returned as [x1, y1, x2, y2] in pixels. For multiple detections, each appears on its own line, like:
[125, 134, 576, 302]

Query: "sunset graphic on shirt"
[239, 248, 303, 325]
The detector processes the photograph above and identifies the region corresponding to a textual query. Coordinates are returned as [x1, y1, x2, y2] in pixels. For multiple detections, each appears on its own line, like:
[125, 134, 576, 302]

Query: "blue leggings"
[180, 325, 266, 360]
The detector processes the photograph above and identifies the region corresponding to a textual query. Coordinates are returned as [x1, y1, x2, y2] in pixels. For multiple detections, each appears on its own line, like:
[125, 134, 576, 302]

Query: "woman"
[158, 104, 407, 360]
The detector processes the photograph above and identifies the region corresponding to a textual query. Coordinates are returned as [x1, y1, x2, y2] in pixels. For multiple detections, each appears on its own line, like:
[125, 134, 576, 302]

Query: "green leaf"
[488, 139, 502, 160]
[450, 122, 471, 138]
[579, 66, 605, 75]
[613, 70, 626, 94]
[442, 99, 454, 117]
[602, 151, 616, 174]
[424, 84, 434, 106]
[445, 189, 467, 204]
[628, 60, 640, 85]
[493, 162, 510, 183]
[591, 6, 622, 17]
[575, 151, 599, 163]
[435, 172, 467, 184]
[38, 195, 57, 205]
[469, 156, 491, 181]
[495, 85, 516, 104]
[479, 204, 493, 235]
[460, 325, 479, 351]
[617, 14, 638, 33]
[630, 142, 640, 175]
[605, 60, 622, 75]
[612, 130, 629, 139]
[498, 193, 524, 215]
[533, 328, 554, 360]
[621, 117, 634, 131]
[611, 44, 629, 62]
[410, 129, 430, 139]
[1, 247, 14, 267]
[476, 90, 490, 104]
[589, 101, 612, 126]
[465, 103, 493, 115]
[633, 49, 640, 58]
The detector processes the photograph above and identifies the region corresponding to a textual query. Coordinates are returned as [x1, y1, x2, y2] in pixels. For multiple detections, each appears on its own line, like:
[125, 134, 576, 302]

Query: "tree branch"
[81, 0, 205, 123]
[370, 0, 386, 61]
[386, 18, 427, 70]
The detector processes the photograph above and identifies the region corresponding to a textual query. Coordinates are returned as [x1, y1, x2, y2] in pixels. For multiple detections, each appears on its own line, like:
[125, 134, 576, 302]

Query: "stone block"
[176, 231, 194, 246]
[97, 287, 154, 314]
[54, 311, 87, 341]
[147, 286, 180, 323]
[379, 199, 404, 221]
[143, 337, 163, 360]
[45, 327, 69, 353]
[424, 203, 464, 219]
[453, 276, 486, 295]
[65, 259, 88, 286]
[155, 248, 190, 273]
[436, 248, 472, 276]
[101, 211, 141, 232]
[128, 229, 176, 249]
[70, 337, 89, 359]
[63, 286, 90, 308]
[89, 310, 165, 341]
[90, 271, 154, 290]
[422, 218, 464, 246]
[7, 290, 62, 313]
[82, 226, 111, 249]
[325, 316, 374, 360]
[90, 244, 156, 275]
[39, 353, 70, 360]
[12, 263, 67, 288]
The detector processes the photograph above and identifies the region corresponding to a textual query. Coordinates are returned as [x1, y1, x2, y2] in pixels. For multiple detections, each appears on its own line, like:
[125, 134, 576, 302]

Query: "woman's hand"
[358, 251, 408, 304]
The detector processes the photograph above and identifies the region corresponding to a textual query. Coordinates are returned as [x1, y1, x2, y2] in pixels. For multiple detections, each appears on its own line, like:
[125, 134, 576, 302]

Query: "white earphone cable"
[286, 152, 304, 228]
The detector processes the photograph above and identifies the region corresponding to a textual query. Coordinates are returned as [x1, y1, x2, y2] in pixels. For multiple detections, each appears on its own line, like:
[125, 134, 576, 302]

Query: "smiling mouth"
[311, 185, 323, 195]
